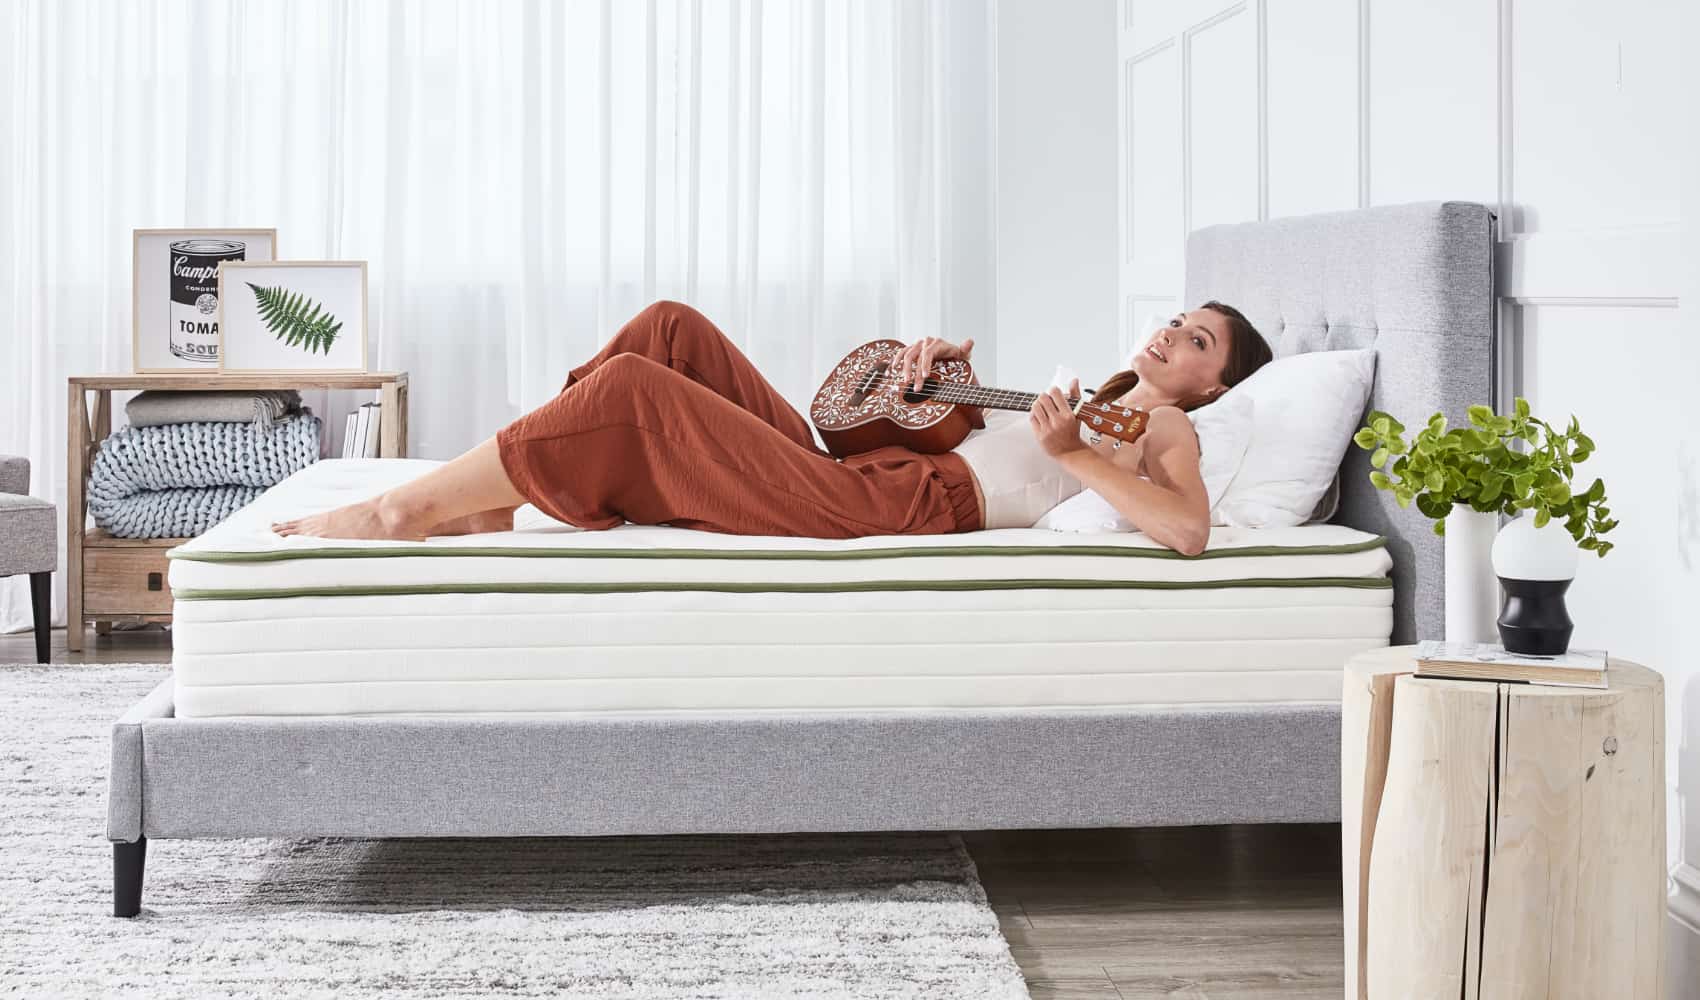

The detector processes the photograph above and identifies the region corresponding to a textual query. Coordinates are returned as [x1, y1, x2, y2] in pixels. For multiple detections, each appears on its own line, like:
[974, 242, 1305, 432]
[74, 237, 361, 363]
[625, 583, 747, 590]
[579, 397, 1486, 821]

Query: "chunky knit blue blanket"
[87, 413, 322, 538]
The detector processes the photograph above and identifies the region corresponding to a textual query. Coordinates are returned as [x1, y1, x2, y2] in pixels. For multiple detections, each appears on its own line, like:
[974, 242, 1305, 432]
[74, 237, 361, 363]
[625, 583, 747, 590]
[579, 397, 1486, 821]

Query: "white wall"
[1118, 0, 1695, 986]
[994, 0, 1118, 387]
[1671, 0, 1700, 984]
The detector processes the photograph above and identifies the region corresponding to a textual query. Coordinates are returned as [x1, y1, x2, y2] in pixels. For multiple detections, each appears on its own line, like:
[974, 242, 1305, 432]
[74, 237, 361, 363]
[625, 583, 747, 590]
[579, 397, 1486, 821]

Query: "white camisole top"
[952, 409, 1085, 529]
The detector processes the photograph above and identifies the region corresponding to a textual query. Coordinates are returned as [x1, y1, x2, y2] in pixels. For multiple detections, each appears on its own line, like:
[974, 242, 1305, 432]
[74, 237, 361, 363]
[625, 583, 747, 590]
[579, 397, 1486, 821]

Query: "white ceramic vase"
[1443, 506, 1500, 643]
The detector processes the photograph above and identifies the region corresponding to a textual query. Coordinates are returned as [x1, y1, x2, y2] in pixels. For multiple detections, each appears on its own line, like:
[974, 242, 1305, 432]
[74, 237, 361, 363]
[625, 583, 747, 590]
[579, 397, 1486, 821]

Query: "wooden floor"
[4, 626, 1347, 1000]
[964, 825, 1343, 998]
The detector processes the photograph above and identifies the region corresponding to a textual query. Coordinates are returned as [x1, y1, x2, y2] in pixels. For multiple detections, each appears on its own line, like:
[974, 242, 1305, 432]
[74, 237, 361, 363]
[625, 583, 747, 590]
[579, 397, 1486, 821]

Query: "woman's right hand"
[892, 336, 975, 392]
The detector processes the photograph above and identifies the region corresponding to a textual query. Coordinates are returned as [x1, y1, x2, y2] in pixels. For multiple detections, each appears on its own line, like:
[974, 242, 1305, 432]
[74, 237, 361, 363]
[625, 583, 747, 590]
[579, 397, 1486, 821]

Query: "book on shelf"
[361, 402, 381, 457]
[1414, 640, 1608, 689]
[339, 402, 383, 459]
[350, 404, 370, 458]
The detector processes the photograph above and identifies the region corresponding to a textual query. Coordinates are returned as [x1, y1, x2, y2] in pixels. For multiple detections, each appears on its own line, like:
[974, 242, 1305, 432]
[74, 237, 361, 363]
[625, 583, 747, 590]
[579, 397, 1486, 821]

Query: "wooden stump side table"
[67, 372, 409, 651]
[1341, 645, 1665, 1000]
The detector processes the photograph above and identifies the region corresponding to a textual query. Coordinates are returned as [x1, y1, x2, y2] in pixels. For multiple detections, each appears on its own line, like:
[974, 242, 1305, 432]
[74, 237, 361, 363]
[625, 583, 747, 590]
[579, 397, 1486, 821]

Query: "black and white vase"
[1490, 512, 1579, 655]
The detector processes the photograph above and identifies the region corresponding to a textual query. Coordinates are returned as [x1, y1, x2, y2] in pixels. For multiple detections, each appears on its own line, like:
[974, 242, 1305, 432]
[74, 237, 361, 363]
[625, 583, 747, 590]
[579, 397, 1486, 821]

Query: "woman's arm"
[1031, 389, 1211, 555]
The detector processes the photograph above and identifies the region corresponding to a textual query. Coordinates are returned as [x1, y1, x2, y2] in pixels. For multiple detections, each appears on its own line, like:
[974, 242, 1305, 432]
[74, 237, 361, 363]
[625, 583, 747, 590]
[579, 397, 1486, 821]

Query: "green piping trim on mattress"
[168, 535, 1389, 564]
[170, 576, 1393, 601]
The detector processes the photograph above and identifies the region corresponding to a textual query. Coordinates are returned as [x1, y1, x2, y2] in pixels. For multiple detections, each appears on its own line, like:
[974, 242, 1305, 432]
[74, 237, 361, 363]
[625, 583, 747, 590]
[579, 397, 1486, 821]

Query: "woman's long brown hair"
[1092, 301, 1272, 412]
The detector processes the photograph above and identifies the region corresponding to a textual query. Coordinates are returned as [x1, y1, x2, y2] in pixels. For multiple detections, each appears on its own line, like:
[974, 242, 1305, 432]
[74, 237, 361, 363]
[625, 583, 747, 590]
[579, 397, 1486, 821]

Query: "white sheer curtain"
[0, 0, 996, 633]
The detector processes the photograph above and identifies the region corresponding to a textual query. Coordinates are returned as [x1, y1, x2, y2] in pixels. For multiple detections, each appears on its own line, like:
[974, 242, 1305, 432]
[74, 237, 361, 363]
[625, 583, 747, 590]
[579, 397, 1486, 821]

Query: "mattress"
[166, 458, 1394, 718]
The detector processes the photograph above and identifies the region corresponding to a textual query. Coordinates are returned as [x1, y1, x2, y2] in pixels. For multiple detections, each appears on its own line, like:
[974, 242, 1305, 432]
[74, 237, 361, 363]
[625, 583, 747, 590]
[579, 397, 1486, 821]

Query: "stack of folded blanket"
[87, 390, 322, 538]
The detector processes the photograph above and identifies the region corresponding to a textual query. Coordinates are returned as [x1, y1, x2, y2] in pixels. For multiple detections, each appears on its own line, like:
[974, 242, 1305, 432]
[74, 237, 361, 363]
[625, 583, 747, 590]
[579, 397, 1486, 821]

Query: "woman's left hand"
[1030, 379, 1088, 458]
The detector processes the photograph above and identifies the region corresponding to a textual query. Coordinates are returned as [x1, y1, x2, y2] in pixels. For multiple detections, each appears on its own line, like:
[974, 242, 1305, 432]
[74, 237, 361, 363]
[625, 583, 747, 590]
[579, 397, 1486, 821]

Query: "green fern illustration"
[245, 282, 343, 356]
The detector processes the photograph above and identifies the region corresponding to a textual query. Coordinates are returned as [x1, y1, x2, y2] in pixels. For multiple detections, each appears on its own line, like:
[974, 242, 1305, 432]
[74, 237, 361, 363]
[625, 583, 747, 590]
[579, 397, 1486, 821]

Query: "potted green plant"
[1353, 397, 1616, 654]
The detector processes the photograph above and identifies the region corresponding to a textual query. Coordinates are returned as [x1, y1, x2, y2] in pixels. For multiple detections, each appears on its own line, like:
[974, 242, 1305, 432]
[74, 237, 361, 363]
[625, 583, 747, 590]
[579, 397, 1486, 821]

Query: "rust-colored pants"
[494, 300, 984, 537]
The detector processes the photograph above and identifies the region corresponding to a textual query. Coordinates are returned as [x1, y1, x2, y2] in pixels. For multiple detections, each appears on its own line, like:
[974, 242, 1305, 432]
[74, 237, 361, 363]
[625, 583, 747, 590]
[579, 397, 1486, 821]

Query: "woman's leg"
[491, 353, 980, 537]
[563, 299, 825, 454]
[279, 351, 979, 539]
[426, 505, 519, 536]
[272, 435, 527, 540]
[278, 297, 809, 537]
[415, 299, 822, 537]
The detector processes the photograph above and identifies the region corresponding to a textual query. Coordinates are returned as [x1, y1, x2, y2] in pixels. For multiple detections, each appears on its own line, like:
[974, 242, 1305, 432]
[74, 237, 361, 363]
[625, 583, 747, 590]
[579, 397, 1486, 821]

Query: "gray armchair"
[0, 455, 56, 662]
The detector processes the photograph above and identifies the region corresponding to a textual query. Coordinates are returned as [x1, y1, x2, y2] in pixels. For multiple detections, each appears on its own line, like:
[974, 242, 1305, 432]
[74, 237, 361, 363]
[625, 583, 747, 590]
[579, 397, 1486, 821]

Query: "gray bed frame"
[104, 201, 1494, 917]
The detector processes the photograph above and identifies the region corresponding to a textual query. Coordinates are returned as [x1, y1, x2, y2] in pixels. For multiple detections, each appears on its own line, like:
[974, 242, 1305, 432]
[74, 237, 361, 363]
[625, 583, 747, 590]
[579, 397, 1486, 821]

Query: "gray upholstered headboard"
[1184, 201, 1495, 644]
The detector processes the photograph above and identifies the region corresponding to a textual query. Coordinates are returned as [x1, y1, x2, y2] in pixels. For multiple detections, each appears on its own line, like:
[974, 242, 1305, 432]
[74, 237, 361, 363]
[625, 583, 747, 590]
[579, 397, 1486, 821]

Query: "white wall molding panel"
[1121, 0, 1692, 981]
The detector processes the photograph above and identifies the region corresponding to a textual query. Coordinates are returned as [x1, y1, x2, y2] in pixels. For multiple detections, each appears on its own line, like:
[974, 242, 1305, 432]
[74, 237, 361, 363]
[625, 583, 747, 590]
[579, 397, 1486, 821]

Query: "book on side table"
[341, 402, 382, 458]
[1414, 640, 1608, 689]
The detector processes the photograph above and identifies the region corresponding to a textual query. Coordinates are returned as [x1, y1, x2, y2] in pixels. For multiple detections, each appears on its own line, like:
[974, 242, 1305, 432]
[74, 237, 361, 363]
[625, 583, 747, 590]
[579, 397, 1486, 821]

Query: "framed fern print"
[216, 261, 368, 373]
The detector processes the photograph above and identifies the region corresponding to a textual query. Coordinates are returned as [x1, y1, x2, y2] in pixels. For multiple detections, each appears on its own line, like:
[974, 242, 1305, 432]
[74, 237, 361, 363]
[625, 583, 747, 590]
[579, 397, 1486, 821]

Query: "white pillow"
[1192, 390, 1256, 515]
[1032, 390, 1255, 533]
[1213, 348, 1376, 528]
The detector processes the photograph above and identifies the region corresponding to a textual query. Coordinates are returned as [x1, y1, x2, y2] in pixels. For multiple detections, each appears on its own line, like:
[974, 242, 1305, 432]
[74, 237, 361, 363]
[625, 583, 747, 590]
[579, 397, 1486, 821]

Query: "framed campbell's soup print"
[132, 228, 277, 373]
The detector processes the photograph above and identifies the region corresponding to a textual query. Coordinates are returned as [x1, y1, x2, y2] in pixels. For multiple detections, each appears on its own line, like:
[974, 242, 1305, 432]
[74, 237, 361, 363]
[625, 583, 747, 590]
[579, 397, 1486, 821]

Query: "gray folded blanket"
[125, 389, 304, 434]
[88, 413, 321, 538]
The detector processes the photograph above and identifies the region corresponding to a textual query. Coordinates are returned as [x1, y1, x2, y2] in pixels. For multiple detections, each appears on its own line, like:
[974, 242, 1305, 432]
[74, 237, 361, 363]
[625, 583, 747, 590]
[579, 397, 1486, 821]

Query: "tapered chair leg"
[29, 571, 50, 664]
[113, 838, 146, 918]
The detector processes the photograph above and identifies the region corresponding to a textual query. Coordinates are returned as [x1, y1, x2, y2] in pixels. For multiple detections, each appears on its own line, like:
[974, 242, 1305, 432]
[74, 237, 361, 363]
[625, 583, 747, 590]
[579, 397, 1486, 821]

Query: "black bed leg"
[29, 571, 50, 664]
[113, 838, 146, 918]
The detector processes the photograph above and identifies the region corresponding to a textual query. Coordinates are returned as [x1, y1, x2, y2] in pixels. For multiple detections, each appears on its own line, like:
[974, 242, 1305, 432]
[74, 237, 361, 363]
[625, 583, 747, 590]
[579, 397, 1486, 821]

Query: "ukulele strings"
[858, 373, 1129, 414]
[867, 376, 1057, 408]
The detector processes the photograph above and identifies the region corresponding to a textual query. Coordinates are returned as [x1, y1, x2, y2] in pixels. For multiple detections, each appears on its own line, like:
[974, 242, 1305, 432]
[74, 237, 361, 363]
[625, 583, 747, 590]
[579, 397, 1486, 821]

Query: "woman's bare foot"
[271, 496, 427, 540]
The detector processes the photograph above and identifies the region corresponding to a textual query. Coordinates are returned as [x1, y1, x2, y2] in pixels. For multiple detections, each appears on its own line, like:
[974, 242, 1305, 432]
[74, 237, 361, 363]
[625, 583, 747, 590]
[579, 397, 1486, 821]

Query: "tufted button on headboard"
[1184, 201, 1495, 644]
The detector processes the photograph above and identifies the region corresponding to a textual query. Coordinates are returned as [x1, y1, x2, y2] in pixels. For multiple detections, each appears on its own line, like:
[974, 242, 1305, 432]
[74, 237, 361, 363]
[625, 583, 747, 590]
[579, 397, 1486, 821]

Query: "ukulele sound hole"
[897, 365, 932, 404]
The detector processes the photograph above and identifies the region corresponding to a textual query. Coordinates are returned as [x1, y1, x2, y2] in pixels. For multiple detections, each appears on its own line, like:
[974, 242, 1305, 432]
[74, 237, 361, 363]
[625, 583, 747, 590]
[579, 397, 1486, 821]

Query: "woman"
[271, 299, 1271, 553]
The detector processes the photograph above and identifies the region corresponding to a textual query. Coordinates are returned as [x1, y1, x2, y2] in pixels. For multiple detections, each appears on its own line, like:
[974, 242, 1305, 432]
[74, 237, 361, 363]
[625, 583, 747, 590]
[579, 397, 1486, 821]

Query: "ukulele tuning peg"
[1121, 408, 1133, 417]
[1111, 439, 1123, 450]
[1088, 431, 1103, 445]
[1113, 423, 1124, 433]
[1091, 415, 1103, 425]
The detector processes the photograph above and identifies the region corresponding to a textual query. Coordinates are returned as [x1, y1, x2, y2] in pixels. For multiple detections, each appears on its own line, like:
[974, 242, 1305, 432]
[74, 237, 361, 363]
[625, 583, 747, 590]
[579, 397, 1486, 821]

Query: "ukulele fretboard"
[919, 381, 1081, 412]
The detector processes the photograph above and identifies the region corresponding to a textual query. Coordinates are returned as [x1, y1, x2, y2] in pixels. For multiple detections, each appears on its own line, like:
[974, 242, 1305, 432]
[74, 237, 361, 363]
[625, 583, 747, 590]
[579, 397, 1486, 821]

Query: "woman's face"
[1130, 309, 1233, 401]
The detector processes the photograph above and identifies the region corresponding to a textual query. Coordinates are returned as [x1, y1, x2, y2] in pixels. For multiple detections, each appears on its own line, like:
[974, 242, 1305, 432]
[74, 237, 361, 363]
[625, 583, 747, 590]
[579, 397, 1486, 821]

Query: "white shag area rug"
[0, 663, 1029, 999]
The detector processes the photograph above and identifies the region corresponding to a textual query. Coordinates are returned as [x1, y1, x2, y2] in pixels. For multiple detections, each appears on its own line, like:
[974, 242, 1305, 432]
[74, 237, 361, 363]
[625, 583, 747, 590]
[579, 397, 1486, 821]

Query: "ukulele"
[809, 338, 1150, 459]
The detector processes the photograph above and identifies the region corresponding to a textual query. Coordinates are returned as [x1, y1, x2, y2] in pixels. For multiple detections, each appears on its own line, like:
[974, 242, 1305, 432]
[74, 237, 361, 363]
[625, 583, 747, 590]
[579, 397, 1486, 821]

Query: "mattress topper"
[167, 458, 1393, 599]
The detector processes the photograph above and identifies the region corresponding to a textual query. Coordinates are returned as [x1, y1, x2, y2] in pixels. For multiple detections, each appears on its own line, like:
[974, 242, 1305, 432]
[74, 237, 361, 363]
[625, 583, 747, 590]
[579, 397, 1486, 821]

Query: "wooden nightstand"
[1341, 644, 1665, 999]
[66, 372, 409, 651]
